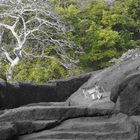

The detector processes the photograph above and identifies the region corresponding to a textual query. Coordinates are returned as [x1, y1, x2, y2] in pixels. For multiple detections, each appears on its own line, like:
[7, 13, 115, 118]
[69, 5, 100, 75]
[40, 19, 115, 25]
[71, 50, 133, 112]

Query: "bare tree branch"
[0, 0, 83, 80]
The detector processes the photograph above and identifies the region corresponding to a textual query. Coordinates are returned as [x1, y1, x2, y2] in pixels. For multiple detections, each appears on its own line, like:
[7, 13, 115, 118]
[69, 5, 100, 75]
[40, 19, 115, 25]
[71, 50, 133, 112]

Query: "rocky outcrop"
[67, 49, 140, 106]
[1, 104, 140, 140]
[9, 113, 140, 140]
[20, 114, 137, 140]
[110, 72, 140, 103]
[0, 106, 114, 122]
[0, 105, 115, 140]
[1, 49, 140, 140]
[0, 73, 91, 109]
[111, 73, 140, 115]
[0, 104, 139, 140]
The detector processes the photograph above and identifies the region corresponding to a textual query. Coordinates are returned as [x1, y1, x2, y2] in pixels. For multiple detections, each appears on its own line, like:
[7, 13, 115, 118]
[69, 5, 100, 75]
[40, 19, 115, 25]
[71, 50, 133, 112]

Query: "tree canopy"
[55, 0, 140, 70]
[0, 0, 82, 81]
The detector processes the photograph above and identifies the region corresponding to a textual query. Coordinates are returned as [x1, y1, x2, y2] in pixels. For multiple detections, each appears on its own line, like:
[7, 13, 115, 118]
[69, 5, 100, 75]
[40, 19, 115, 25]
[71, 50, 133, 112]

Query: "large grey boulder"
[1, 104, 140, 140]
[0, 106, 113, 122]
[17, 113, 139, 140]
[0, 105, 114, 140]
[67, 49, 140, 107]
[1, 108, 140, 140]
[0, 73, 91, 109]
[111, 73, 140, 115]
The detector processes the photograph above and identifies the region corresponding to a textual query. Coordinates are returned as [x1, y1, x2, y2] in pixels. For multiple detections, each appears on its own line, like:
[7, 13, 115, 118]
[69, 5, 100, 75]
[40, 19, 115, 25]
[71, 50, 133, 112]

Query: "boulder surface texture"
[1, 49, 140, 140]
[0, 105, 140, 140]
[0, 73, 91, 109]
[111, 73, 140, 115]
[67, 49, 140, 107]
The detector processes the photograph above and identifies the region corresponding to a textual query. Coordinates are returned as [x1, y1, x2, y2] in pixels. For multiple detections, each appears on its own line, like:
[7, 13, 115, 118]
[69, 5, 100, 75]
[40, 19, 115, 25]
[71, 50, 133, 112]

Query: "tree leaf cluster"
[55, 0, 140, 71]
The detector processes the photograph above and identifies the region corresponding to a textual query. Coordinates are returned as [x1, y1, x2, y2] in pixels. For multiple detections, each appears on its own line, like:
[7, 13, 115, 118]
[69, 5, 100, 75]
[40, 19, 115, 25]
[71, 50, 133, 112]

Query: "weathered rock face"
[0, 73, 91, 109]
[0, 122, 17, 140]
[1, 49, 140, 140]
[0, 106, 113, 122]
[0, 104, 139, 140]
[0, 105, 115, 140]
[110, 72, 140, 103]
[11, 113, 140, 140]
[0, 105, 140, 140]
[111, 73, 140, 115]
[67, 49, 140, 106]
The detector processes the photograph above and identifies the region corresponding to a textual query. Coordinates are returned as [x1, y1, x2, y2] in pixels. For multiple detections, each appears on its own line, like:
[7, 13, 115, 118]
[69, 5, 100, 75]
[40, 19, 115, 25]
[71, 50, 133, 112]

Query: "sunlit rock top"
[110, 48, 140, 65]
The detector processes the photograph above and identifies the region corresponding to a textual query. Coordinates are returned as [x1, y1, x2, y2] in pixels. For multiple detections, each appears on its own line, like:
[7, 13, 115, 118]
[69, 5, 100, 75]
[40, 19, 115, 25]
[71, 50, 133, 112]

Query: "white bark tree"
[0, 0, 82, 80]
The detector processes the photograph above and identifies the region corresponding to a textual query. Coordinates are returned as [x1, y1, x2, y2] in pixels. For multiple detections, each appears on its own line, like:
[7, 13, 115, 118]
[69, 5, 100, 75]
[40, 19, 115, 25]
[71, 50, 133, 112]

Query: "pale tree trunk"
[6, 67, 13, 81]
[6, 56, 20, 81]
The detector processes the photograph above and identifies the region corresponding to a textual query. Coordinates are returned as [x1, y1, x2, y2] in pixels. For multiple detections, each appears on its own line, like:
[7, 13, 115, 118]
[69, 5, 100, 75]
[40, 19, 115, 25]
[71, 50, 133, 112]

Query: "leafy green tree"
[102, 0, 139, 50]
[12, 57, 82, 83]
[57, 0, 140, 71]
[80, 28, 120, 70]
[128, 0, 140, 20]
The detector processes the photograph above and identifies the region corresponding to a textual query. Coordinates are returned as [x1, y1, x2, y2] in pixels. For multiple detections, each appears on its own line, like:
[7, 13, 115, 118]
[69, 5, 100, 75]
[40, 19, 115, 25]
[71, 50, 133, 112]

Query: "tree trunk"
[6, 66, 13, 81]
[6, 57, 20, 81]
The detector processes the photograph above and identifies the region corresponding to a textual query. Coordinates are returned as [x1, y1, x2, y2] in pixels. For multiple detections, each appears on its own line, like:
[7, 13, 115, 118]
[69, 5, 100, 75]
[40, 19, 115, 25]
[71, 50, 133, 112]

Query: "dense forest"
[0, 0, 139, 83]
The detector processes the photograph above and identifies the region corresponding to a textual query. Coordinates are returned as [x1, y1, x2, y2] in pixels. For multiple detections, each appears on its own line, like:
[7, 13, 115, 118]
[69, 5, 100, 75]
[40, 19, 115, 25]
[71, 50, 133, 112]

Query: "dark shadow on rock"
[0, 73, 92, 109]
[111, 72, 140, 115]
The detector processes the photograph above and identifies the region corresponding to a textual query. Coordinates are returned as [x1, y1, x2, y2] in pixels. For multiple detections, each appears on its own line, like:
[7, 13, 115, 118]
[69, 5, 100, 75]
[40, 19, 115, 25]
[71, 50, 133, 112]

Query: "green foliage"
[56, 0, 140, 71]
[12, 58, 65, 83]
[128, 0, 140, 20]
[12, 58, 82, 83]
